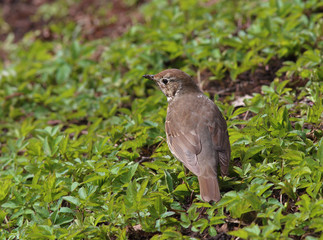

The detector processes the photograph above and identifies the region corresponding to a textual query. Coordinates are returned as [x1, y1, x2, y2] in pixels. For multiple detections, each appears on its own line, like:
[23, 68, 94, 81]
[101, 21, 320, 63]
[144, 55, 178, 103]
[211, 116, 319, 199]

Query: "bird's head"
[143, 69, 200, 101]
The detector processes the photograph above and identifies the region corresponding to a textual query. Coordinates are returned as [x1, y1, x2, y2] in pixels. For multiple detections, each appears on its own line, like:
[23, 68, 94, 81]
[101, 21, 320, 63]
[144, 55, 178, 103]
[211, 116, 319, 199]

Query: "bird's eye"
[162, 79, 168, 84]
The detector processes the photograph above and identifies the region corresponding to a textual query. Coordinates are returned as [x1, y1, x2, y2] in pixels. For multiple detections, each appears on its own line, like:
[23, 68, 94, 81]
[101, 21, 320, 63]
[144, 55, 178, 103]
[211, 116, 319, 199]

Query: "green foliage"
[0, 0, 322, 239]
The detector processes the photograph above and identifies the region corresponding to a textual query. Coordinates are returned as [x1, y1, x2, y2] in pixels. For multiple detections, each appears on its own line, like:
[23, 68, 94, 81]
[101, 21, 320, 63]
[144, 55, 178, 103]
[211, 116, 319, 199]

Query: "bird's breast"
[167, 93, 213, 129]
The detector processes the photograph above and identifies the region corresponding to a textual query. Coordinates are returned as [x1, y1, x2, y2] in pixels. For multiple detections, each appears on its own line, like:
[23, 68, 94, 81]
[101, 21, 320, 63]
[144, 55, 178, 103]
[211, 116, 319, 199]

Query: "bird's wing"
[207, 104, 231, 177]
[165, 119, 202, 175]
[218, 129, 231, 176]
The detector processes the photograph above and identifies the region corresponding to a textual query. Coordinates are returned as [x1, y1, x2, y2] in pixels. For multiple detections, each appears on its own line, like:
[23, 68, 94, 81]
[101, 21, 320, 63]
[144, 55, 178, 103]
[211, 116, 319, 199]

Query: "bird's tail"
[198, 175, 221, 202]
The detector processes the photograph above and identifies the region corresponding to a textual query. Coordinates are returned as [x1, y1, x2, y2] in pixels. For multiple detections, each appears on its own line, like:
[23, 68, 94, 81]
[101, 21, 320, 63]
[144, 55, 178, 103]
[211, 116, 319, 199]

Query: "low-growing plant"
[0, 0, 322, 239]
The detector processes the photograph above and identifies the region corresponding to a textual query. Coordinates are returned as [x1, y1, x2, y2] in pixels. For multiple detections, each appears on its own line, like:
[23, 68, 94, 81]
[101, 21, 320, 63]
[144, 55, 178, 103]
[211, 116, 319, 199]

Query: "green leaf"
[63, 196, 81, 206]
[317, 140, 323, 161]
[229, 228, 249, 239]
[56, 64, 71, 84]
[0, 179, 12, 201]
[78, 187, 87, 200]
[137, 179, 149, 203]
[154, 195, 164, 216]
[125, 181, 136, 209]
[187, 205, 199, 221]
[192, 218, 208, 233]
[180, 213, 191, 228]
[164, 170, 174, 192]
[43, 136, 52, 156]
[243, 145, 265, 161]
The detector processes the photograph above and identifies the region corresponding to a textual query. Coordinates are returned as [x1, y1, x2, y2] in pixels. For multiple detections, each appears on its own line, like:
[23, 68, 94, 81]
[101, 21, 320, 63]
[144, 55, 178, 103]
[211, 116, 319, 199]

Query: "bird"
[143, 69, 231, 202]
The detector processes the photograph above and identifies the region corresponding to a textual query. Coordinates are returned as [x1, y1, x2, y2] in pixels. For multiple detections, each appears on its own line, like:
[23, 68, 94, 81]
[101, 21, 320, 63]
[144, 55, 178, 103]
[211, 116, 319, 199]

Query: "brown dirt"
[0, 0, 145, 42]
[198, 58, 284, 99]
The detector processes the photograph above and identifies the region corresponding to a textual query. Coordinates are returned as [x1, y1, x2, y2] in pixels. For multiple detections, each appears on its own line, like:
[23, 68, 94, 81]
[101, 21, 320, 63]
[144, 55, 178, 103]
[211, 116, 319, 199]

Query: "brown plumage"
[143, 69, 231, 202]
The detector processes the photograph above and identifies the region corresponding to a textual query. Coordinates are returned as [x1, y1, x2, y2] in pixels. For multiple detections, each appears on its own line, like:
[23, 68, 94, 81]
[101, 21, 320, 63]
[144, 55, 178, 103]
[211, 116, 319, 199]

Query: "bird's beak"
[143, 74, 155, 81]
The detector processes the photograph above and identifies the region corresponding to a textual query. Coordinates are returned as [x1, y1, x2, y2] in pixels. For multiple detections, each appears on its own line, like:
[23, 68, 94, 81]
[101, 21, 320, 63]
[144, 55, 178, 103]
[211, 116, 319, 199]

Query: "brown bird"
[143, 69, 230, 202]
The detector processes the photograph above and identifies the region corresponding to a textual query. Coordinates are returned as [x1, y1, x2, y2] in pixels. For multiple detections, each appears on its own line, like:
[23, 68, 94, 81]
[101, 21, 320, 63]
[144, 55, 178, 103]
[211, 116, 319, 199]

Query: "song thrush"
[143, 69, 230, 202]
